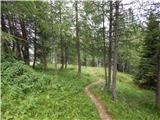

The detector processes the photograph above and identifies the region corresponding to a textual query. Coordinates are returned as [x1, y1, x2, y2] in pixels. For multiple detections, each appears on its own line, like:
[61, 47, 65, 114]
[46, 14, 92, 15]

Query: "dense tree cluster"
[137, 13, 160, 108]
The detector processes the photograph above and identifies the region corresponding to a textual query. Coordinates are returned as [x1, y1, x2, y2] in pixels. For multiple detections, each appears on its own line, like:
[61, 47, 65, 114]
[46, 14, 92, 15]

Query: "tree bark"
[50, 0, 57, 71]
[32, 26, 37, 69]
[60, 6, 64, 70]
[64, 40, 68, 69]
[75, 1, 81, 75]
[83, 56, 87, 66]
[42, 40, 47, 70]
[1, 13, 10, 54]
[20, 19, 30, 65]
[107, 1, 113, 89]
[91, 56, 96, 67]
[12, 17, 22, 60]
[102, 1, 108, 89]
[112, 1, 119, 101]
[7, 14, 15, 52]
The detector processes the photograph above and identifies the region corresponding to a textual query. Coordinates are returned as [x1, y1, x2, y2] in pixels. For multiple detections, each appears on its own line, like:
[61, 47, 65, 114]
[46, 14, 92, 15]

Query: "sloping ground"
[85, 80, 112, 120]
[2, 58, 100, 120]
[91, 73, 160, 120]
[2, 59, 159, 120]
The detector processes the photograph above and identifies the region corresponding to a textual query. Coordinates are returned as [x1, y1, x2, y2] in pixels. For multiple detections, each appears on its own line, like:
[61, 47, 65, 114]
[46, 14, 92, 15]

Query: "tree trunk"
[32, 26, 37, 69]
[102, 1, 108, 87]
[75, 1, 81, 75]
[7, 14, 15, 53]
[156, 54, 160, 109]
[12, 17, 22, 60]
[1, 13, 10, 54]
[64, 40, 68, 69]
[50, 0, 57, 71]
[54, 51, 58, 70]
[59, 6, 64, 70]
[112, 1, 119, 101]
[91, 56, 96, 67]
[20, 19, 30, 65]
[42, 40, 47, 70]
[107, 1, 113, 89]
[83, 56, 87, 66]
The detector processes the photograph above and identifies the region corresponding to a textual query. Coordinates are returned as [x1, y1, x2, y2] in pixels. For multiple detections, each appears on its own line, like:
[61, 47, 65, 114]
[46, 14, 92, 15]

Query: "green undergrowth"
[2, 57, 160, 120]
[2, 57, 100, 120]
[91, 72, 160, 120]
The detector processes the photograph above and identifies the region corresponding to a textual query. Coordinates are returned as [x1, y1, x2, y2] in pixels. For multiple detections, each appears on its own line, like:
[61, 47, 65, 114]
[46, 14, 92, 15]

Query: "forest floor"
[2, 59, 160, 120]
[85, 80, 112, 120]
[90, 73, 160, 120]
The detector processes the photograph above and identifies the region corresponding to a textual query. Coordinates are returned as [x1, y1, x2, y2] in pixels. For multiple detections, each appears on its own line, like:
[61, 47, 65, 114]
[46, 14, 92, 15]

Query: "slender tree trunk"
[64, 40, 68, 69]
[1, 13, 10, 54]
[54, 36, 57, 70]
[1, 14, 7, 32]
[50, 0, 57, 71]
[54, 51, 57, 70]
[112, 1, 119, 101]
[60, 6, 64, 70]
[75, 1, 81, 75]
[92, 56, 96, 67]
[15, 41, 22, 59]
[20, 19, 30, 65]
[7, 14, 15, 53]
[12, 17, 22, 60]
[102, 1, 108, 89]
[42, 40, 47, 70]
[65, 57, 67, 69]
[107, 1, 113, 89]
[32, 26, 37, 69]
[83, 56, 87, 66]
[156, 54, 160, 109]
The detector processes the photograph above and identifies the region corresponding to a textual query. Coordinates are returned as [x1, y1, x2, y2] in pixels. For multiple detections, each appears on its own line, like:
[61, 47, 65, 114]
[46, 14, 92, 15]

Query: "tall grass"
[2, 58, 159, 120]
[91, 71, 160, 120]
[2, 59, 100, 120]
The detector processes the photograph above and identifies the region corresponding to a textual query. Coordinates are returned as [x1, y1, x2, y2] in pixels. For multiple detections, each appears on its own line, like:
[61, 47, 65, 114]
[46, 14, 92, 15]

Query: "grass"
[2, 60, 100, 120]
[90, 71, 160, 120]
[2, 58, 160, 120]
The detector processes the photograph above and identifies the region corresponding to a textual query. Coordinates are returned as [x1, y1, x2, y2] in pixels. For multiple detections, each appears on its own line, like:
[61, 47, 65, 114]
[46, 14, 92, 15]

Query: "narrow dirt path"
[85, 80, 112, 120]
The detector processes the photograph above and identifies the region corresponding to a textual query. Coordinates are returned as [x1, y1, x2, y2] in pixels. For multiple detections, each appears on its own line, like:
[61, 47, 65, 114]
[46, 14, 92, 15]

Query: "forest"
[1, 0, 160, 120]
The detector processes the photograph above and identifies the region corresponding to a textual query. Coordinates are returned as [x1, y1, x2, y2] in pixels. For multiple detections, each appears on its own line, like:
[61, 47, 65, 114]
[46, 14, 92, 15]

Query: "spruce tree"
[137, 13, 160, 89]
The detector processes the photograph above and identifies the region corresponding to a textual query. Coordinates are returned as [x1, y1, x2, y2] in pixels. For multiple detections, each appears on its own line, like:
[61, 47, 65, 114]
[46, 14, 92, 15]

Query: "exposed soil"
[85, 81, 112, 120]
